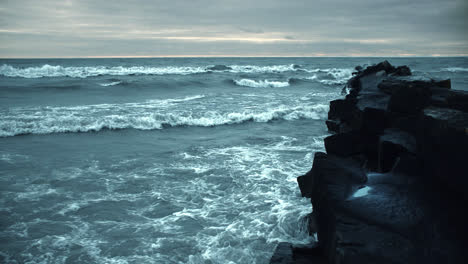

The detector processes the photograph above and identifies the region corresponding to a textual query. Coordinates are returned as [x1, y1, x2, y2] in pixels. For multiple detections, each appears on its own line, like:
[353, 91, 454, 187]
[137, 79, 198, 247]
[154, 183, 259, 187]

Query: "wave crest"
[0, 102, 328, 137]
[99, 81, 123, 87]
[0, 64, 208, 78]
[233, 79, 290, 88]
[0, 63, 305, 78]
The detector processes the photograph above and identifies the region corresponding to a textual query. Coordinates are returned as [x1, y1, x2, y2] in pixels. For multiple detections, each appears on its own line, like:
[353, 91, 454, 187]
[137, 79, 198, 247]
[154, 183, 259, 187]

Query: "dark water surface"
[1, 57, 467, 263]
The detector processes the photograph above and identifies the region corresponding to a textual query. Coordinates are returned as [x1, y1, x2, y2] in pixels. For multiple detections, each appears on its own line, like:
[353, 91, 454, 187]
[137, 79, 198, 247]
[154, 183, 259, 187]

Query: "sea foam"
[0, 102, 328, 137]
[0, 64, 304, 78]
[233, 79, 290, 88]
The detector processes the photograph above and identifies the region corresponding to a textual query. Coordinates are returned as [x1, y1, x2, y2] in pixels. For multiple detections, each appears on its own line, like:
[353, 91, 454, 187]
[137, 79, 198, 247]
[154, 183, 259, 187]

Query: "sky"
[0, 0, 467, 57]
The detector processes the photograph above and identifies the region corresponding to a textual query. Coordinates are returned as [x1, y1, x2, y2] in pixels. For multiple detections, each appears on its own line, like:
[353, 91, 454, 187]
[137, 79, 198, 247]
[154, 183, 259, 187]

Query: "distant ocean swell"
[0, 63, 353, 80]
[0, 100, 329, 137]
[441, 67, 468, 72]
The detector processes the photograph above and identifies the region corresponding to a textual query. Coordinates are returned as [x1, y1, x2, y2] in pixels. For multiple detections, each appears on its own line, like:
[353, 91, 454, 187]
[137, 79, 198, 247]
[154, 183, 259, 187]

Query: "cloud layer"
[0, 0, 467, 57]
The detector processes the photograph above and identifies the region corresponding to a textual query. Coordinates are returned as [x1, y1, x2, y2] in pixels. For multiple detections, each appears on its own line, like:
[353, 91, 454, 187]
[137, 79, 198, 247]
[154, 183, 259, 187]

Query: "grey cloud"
[238, 28, 265, 34]
[0, 0, 467, 57]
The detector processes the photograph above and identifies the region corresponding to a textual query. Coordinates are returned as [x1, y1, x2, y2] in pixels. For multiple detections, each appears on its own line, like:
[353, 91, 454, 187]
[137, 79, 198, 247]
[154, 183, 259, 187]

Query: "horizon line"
[1, 54, 468, 59]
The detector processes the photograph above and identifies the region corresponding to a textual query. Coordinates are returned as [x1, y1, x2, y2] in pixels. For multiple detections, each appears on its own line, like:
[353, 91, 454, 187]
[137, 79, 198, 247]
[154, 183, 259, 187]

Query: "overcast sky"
[0, 0, 467, 57]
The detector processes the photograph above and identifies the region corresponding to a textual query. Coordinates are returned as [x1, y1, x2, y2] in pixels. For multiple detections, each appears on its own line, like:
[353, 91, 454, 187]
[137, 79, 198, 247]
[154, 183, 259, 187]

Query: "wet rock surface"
[271, 61, 468, 264]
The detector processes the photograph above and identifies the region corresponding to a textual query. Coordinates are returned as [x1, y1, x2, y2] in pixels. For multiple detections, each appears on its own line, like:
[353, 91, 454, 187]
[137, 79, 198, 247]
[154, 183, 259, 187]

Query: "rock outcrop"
[271, 61, 468, 264]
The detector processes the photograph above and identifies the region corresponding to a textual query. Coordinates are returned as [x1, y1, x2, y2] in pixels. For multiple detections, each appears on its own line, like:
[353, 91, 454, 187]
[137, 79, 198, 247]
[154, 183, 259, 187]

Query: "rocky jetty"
[271, 61, 468, 264]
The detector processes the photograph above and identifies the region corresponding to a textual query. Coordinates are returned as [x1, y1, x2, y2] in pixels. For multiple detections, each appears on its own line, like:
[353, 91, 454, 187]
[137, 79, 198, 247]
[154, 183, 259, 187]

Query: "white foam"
[99, 81, 122, 87]
[0, 64, 208, 78]
[229, 64, 298, 73]
[0, 102, 327, 137]
[442, 67, 468, 72]
[305, 75, 318, 80]
[0, 63, 304, 78]
[233, 79, 290, 88]
[0, 63, 357, 80]
[153, 94, 206, 104]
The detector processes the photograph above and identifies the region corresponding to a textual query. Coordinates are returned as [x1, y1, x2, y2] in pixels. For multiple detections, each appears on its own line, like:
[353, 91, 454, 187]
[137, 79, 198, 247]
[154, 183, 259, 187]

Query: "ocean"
[1, 57, 467, 264]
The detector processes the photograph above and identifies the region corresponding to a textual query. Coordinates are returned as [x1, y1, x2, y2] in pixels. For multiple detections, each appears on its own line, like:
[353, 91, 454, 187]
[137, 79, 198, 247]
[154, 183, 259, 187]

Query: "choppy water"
[1, 57, 467, 264]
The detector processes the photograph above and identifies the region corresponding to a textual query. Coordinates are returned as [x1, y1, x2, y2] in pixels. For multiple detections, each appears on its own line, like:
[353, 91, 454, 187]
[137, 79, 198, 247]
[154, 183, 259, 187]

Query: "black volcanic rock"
[391, 65, 412, 76]
[272, 61, 468, 264]
[387, 84, 431, 114]
[324, 131, 365, 157]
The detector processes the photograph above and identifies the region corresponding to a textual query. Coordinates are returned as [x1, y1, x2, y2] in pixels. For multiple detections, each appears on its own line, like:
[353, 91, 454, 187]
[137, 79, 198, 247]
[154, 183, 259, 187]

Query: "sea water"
[1, 57, 467, 263]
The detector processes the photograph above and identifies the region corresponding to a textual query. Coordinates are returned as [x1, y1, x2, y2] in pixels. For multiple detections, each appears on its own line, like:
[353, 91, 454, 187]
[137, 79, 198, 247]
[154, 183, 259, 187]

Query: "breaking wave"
[317, 68, 353, 85]
[0, 102, 328, 137]
[233, 79, 290, 88]
[0, 63, 354, 79]
[99, 81, 123, 87]
[0, 64, 305, 78]
[294, 68, 353, 85]
[0, 64, 208, 78]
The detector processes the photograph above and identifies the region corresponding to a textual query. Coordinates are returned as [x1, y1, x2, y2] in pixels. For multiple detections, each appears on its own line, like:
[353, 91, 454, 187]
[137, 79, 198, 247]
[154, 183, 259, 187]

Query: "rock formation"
[271, 61, 468, 264]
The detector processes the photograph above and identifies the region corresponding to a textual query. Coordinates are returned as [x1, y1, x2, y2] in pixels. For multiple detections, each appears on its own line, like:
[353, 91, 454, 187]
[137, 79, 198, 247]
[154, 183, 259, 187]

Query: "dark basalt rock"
[378, 129, 417, 172]
[271, 61, 468, 264]
[361, 60, 395, 76]
[391, 65, 412, 76]
[324, 131, 364, 157]
[325, 120, 340, 133]
[361, 107, 388, 135]
[387, 85, 432, 114]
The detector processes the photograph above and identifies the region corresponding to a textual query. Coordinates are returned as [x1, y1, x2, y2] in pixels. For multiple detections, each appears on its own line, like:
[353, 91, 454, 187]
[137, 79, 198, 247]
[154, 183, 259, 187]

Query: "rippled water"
[1, 57, 467, 264]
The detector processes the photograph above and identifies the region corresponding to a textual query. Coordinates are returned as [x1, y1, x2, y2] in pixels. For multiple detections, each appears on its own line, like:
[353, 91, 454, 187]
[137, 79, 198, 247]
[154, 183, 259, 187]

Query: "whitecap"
[0, 102, 328, 137]
[0, 63, 302, 78]
[233, 79, 290, 88]
[99, 81, 122, 87]
[229, 64, 298, 73]
[0, 64, 208, 78]
[441, 67, 468, 72]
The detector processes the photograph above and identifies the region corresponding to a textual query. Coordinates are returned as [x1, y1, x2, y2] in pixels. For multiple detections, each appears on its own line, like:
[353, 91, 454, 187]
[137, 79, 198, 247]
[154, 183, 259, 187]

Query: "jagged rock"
[328, 99, 355, 121]
[446, 90, 468, 112]
[328, 99, 363, 131]
[387, 85, 431, 114]
[270, 242, 327, 264]
[375, 70, 386, 77]
[298, 152, 366, 199]
[290, 61, 468, 264]
[270, 243, 294, 264]
[361, 60, 395, 76]
[377, 128, 417, 172]
[326, 120, 340, 133]
[417, 115, 468, 199]
[324, 131, 364, 157]
[361, 107, 388, 135]
[391, 65, 412, 76]
[434, 79, 451, 89]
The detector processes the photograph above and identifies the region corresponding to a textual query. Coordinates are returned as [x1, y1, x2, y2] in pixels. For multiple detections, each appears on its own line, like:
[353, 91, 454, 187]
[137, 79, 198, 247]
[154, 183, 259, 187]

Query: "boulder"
[387, 85, 431, 114]
[391, 65, 412, 76]
[361, 60, 395, 76]
[298, 152, 367, 200]
[291, 61, 468, 264]
[324, 131, 364, 157]
[360, 107, 388, 135]
[326, 120, 340, 133]
[377, 128, 417, 172]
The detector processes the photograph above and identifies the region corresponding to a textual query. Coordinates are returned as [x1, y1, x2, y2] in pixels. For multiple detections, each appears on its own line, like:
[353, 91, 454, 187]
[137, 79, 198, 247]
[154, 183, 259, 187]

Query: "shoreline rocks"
[271, 61, 468, 264]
